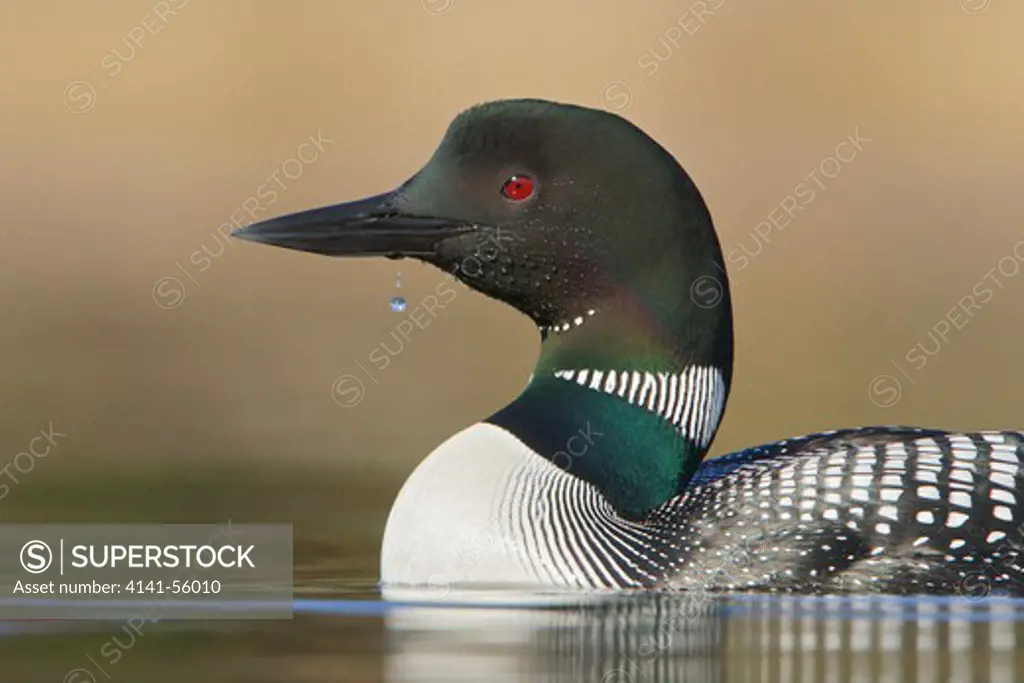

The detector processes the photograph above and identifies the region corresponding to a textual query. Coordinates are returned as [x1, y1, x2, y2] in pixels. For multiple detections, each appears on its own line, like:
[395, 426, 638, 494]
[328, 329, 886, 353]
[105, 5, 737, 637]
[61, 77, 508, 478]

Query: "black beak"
[231, 191, 473, 258]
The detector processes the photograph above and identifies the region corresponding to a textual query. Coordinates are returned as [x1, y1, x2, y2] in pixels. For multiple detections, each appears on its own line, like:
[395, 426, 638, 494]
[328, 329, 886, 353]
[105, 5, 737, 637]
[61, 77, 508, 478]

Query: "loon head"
[235, 99, 733, 520]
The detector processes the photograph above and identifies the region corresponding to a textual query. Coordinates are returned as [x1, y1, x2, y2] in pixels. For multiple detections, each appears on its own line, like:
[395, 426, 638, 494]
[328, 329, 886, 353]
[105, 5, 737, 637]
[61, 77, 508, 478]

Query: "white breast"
[380, 423, 547, 591]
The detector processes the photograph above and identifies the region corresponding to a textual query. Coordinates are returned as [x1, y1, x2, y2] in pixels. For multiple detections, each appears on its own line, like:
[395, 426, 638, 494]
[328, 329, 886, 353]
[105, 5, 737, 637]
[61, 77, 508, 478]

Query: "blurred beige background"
[1, 3, 1023, 679]
[1, 0, 1023, 509]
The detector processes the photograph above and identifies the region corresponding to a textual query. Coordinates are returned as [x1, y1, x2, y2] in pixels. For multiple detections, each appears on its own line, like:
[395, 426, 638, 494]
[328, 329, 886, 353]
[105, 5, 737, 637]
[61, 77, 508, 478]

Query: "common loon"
[235, 99, 1024, 595]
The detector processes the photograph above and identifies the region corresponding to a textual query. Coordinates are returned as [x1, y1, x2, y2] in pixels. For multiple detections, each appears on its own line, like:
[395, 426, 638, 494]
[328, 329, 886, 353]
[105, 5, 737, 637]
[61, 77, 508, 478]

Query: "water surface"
[5, 578, 1024, 682]
[4, 466, 1023, 682]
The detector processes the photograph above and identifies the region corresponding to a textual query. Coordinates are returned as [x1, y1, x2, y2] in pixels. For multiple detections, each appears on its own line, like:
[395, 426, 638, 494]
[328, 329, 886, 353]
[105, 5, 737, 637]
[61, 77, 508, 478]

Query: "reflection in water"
[4, 591, 1024, 681]
[726, 597, 1024, 683]
[385, 592, 723, 682]
[383, 593, 1024, 683]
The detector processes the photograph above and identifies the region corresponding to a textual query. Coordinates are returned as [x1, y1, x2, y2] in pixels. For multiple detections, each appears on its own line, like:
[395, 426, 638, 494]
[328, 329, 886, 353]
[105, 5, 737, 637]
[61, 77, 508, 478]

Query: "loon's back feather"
[659, 427, 1024, 593]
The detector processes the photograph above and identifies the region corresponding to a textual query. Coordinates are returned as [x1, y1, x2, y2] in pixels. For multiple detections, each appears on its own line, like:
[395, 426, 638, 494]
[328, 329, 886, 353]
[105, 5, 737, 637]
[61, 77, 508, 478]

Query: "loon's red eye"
[501, 175, 534, 201]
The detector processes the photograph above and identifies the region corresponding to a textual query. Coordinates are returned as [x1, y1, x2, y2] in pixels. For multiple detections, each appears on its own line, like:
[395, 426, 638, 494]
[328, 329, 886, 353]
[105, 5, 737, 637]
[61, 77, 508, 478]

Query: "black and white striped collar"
[551, 366, 727, 448]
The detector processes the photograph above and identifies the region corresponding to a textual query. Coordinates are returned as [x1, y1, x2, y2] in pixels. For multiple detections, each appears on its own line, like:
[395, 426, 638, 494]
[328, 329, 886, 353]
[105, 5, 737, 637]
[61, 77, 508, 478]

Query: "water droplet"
[389, 270, 405, 312]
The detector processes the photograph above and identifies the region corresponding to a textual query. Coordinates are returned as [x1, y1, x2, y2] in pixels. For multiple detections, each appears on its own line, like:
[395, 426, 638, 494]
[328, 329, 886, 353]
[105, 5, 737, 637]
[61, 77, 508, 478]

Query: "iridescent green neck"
[489, 292, 732, 520]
